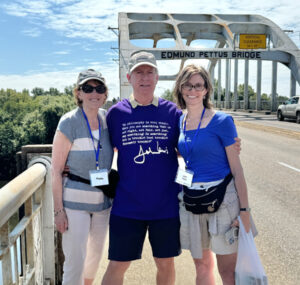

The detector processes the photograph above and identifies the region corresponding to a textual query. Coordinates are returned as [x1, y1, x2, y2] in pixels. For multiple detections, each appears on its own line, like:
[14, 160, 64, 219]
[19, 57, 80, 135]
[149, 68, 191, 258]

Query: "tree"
[64, 85, 75, 96]
[237, 84, 255, 100]
[42, 104, 64, 143]
[277, 95, 289, 102]
[261, 93, 269, 100]
[0, 121, 18, 179]
[21, 111, 46, 144]
[32, 87, 45, 98]
[213, 79, 225, 101]
[161, 89, 174, 102]
[47, 87, 61, 96]
[0, 88, 76, 180]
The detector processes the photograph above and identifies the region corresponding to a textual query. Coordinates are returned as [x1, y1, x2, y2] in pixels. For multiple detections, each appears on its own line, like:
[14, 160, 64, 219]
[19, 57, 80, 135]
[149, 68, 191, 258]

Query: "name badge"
[89, 169, 109, 187]
[175, 167, 194, 187]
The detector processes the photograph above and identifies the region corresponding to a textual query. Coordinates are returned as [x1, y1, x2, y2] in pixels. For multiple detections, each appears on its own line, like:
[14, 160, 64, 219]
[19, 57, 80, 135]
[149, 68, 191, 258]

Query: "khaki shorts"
[179, 179, 240, 259]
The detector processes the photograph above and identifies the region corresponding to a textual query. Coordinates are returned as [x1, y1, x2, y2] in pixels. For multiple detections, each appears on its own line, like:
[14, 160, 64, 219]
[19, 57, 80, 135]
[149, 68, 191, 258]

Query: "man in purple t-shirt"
[102, 51, 182, 285]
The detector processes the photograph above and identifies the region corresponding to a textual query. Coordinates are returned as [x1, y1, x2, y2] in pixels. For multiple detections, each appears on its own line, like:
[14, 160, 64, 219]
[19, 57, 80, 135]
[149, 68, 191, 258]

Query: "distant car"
[277, 96, 300, 124]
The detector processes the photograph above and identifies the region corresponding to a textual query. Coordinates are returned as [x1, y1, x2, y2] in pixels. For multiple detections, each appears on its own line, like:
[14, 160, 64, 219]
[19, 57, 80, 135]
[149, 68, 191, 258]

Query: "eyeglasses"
[80, 84, 106, 94]
[182, 83, 206, 92]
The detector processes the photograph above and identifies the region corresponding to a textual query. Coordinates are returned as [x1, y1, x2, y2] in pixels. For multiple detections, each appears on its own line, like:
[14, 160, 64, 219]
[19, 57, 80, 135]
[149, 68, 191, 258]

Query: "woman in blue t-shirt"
[173, 64, 251, 285]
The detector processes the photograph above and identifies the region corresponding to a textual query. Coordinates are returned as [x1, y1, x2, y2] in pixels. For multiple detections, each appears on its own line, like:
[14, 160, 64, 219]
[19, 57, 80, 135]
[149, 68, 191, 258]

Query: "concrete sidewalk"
[93, 235, 222, 285]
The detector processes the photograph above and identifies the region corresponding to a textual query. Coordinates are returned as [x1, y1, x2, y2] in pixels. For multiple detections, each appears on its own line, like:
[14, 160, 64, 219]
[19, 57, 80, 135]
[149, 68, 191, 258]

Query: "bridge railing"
[215, 100, 285, 111]
[0, 156, 55, 285]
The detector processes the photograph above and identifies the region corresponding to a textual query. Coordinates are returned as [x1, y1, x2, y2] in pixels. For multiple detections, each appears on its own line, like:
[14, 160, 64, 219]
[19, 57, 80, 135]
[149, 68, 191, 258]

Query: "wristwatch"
[240, 207, 251, 212]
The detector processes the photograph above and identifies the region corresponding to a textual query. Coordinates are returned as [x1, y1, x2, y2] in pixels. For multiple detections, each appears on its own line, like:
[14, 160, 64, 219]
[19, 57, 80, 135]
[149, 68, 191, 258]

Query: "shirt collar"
[129, 94, 159, 108]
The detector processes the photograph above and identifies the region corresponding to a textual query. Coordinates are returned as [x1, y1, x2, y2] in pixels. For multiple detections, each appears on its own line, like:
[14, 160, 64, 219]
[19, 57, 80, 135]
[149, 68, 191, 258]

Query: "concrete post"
[218, 60, 222, 108]
[233, 59, 238, 110]
[225, 59, 231, 109]
[28, 156, 55, 284]
[290, 71, 296, 98]
[256, 60, 262, 110]
[271, 61, 278, 112]
[210, 67, 215, 105]
[244, 59, 249, 110]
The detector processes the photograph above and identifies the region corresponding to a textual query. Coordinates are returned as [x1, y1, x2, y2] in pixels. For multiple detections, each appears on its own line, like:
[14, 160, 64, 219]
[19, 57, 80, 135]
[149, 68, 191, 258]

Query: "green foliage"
[21, 111, 46, 144]
[0, 88, 76, 180]
[0, 121, 18, 179]
[277, 95, 289, 102]
[261, 93, 270, 100]
[161, 89, 175, 102]
[32, 87, 45, 98]
[213, 79, 225, 101]
[64, 85, 75, 96]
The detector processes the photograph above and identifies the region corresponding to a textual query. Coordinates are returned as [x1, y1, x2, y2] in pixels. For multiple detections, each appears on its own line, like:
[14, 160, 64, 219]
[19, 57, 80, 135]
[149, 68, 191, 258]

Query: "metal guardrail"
[215, 100, 284, 111]
[0, 156, 55, 285]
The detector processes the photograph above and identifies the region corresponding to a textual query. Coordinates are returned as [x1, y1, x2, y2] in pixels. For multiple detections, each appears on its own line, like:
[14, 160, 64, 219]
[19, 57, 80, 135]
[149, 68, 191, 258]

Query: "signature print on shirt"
[121, 120, 171, 164]
[134, 141, 168, 164]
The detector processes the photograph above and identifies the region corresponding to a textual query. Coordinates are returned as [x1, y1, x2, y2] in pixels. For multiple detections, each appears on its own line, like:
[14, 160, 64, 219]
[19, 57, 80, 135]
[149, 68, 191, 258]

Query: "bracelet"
[54, 208, 65, 217]
[240, 207, 251, 212]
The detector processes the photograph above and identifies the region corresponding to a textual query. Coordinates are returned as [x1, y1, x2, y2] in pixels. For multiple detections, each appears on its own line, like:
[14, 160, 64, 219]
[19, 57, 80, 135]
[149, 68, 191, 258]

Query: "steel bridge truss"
[118, 12, 300, 111]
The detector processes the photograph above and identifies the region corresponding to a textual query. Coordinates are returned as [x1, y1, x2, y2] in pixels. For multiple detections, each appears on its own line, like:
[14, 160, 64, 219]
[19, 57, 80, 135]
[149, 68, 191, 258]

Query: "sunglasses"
[80, 84, 107, 94]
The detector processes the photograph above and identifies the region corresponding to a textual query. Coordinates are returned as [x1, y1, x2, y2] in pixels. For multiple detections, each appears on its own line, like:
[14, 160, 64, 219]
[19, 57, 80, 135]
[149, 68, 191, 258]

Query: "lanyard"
[183, 107, 206, 168]
[82, 108, 102, 170]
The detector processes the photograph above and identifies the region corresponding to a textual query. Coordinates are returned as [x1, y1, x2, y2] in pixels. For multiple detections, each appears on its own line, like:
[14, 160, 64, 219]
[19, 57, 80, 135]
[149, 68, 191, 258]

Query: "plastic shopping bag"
[235, 216, 268, 285]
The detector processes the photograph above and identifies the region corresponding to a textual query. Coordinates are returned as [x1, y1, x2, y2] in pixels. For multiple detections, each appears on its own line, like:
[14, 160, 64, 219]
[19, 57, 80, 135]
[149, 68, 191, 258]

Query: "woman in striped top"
[51, 69, 113, 285]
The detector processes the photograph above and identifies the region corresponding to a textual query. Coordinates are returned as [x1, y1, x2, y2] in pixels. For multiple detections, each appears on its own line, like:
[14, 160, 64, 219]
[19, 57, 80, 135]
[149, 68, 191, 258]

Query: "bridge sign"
[239, 34, 267, 49]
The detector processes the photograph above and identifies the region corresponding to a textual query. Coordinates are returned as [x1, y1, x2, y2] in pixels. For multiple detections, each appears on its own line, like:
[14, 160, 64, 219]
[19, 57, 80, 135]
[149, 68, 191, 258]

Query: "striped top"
[57, 107, 113, 212]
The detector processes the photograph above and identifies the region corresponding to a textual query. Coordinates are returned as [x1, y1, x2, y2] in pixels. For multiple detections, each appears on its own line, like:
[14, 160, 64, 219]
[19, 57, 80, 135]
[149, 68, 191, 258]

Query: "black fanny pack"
[183, 172, 233, 214]
[67, 169, 119, 199]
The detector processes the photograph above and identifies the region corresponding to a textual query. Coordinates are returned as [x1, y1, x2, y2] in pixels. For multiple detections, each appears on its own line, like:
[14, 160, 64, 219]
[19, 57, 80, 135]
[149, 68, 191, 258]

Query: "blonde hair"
[73, 79, 108, 107]
[173, 64, 213, 110]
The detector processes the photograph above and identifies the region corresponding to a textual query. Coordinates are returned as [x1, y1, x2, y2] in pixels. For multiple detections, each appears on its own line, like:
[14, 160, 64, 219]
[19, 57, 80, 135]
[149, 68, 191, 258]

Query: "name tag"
[89, 169, 109, 187]
[175, 167, 194, 187]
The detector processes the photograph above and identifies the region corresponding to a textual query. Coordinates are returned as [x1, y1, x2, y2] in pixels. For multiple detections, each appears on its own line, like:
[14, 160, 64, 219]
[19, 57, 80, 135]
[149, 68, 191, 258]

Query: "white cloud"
[1, 0, 299, 98]
[22, 27, 42, 37]
[2, 0, 299, 44]
[2, 0, 51, 17]
[0, 62, 120, 99]
[53, 50, 70, 54]
[58, 62, 71, 66]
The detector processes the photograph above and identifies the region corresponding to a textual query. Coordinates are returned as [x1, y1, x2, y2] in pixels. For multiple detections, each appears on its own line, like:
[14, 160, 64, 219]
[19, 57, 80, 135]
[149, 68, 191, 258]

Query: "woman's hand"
[231, 211, 251, 233]
[54, 210, 68, 233]
[233, 137, 241, 154]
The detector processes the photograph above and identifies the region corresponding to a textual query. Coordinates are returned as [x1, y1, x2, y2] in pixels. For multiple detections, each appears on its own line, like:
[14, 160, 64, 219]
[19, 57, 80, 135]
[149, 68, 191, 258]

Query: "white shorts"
[179, 179, 240, 259]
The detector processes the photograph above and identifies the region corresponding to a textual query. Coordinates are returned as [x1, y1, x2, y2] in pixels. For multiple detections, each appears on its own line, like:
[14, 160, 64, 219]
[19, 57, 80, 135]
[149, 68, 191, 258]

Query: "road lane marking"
[278, 162, 300, 173]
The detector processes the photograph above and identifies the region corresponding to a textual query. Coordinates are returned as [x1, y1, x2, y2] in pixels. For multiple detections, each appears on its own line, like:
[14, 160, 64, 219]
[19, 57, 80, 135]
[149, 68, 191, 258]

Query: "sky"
[0, 0, 299, 100]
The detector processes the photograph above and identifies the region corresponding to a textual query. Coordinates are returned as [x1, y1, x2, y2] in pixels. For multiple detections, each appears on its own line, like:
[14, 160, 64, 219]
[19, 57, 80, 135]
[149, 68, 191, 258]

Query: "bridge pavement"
[93, 234, 223, 285]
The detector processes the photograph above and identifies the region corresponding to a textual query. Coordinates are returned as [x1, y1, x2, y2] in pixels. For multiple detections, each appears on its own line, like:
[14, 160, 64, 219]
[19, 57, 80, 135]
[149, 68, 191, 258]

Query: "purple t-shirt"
[107, 98, 182, 220]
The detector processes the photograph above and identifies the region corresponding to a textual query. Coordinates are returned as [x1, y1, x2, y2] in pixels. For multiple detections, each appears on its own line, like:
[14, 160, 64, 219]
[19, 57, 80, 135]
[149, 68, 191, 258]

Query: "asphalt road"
[94, 114, 300, 285]
[237, 125, 300, 285]
[226, 110, 300, 133]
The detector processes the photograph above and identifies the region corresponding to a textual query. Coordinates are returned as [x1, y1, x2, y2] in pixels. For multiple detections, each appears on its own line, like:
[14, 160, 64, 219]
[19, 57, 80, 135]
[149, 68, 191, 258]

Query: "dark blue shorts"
[108, 214, 181, 261]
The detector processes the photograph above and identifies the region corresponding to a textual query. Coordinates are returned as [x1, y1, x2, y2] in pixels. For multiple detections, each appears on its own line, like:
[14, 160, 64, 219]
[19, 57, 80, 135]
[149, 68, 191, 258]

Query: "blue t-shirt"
[178, 111, 237, 182]
[107, 98, 182, 220]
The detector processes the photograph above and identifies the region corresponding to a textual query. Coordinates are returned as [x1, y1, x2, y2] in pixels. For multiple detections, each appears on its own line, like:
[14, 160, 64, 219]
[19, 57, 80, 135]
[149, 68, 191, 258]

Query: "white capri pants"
[62, 208, 110, 285]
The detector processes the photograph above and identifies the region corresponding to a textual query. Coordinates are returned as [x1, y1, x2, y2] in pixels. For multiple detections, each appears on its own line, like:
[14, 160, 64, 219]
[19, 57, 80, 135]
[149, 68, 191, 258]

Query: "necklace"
[186, 110, 206, 125]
